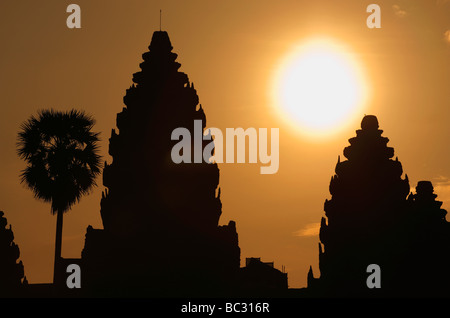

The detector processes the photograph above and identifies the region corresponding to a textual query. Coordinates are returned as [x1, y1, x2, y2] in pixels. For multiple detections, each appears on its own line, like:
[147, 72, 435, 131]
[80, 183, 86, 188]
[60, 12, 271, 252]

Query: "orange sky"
[0, 0, 449, 288]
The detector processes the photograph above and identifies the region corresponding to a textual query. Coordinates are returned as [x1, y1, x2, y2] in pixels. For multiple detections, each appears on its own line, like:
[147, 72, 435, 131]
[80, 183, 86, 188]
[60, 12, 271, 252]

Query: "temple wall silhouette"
[239, 258, 288, 295]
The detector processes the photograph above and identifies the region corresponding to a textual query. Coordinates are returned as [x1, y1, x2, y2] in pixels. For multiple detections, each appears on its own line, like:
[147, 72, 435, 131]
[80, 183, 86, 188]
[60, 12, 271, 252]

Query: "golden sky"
[0, 0, 449, 288]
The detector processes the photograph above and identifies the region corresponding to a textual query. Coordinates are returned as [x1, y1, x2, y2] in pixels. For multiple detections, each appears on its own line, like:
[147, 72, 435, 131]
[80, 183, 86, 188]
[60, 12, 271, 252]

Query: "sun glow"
[272, 38, 370, 138]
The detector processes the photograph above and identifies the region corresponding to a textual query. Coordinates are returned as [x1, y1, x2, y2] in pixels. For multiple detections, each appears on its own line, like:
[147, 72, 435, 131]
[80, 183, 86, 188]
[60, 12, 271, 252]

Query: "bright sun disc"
[272, 38, 369, 138]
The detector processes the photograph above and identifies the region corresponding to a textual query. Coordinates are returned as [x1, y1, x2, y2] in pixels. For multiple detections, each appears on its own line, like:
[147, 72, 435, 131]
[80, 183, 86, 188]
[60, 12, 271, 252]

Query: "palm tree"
[17, 109, 101, 284]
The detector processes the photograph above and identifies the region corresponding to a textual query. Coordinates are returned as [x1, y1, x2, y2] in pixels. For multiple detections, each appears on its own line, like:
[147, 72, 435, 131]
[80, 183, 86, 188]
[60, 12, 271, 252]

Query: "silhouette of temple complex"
[307, 115, 450, 297]
[16, 28, 450, 299]
[80, 31, 240, 297]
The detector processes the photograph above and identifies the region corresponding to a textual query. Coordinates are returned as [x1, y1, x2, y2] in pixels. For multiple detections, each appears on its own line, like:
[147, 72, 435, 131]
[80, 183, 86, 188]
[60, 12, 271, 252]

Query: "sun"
[272, 38, 370, 138]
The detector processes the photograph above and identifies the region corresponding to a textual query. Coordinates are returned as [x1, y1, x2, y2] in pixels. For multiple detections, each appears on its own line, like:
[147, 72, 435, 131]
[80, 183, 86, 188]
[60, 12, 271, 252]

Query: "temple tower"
[310, 115, 410, 296]
[82, 31, 240, 296]
[308, 115, 450, 297]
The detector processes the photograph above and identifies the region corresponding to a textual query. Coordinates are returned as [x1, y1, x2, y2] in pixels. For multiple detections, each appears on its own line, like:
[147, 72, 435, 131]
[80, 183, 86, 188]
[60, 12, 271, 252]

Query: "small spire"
[159, 10, 162, 31]
[307, 265, 314, 280]
[307, 266, 315, 288]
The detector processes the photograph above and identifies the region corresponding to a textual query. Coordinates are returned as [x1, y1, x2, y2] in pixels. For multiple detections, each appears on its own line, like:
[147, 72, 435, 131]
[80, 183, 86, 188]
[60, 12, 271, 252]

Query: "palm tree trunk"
[53, 208, 63, 285]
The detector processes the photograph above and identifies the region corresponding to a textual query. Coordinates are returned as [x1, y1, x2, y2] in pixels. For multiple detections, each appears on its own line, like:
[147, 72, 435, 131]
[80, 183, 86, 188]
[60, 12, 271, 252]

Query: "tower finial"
[160, 9, 162, 31]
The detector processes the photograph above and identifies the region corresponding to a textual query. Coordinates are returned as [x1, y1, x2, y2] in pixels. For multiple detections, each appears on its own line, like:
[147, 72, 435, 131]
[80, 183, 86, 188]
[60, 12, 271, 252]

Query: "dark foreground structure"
[0, 211, 26, 297]
[70, 30, 285, 297]
[2, 30, 450, 299]
[307, 115, 450, 297]
[79, 30, 240, 297]
[3, 30, 287, 299]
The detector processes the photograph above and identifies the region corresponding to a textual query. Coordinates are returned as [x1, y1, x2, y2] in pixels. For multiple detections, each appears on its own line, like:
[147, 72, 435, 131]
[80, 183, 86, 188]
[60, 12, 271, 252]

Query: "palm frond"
[17, 109, 102, 214]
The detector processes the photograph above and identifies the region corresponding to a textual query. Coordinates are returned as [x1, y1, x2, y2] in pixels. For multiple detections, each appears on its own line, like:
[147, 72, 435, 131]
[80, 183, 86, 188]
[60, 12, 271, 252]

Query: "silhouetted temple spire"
[308, 115, 450, 297]
[82, 30, 240, 297]
[148, 30, 172, 52]
[312, 115, 409, 295]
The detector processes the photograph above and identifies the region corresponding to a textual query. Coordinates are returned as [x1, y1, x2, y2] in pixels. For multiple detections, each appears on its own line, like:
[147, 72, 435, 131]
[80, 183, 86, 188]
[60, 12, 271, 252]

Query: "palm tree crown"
[17, 109, 102, 214]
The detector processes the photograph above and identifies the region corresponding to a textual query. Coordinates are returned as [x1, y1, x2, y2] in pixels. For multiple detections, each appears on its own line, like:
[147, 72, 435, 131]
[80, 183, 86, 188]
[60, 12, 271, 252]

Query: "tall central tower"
[82, 31, 240, 296]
